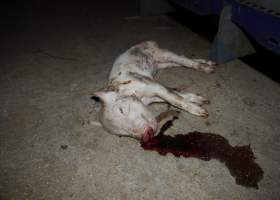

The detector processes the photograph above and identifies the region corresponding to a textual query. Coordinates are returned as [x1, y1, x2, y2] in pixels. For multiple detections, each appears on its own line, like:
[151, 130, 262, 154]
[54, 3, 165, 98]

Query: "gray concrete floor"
[1, 1, 280, 200]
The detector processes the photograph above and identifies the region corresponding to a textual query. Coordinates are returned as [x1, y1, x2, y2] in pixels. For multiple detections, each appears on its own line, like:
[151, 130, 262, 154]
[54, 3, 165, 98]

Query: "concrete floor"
[1, 1, 280, 200]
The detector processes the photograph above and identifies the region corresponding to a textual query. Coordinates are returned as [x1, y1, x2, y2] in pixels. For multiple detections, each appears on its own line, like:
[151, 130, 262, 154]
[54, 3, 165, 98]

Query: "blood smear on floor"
[141, 123, 263, 189]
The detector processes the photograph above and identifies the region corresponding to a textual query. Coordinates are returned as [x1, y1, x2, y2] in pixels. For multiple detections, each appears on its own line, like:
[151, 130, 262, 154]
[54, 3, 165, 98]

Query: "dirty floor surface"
[1, 1, 280, 200]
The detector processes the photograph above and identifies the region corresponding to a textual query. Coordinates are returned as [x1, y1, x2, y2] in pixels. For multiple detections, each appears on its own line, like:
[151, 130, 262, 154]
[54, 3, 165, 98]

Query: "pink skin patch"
[141, 127, 155, 143]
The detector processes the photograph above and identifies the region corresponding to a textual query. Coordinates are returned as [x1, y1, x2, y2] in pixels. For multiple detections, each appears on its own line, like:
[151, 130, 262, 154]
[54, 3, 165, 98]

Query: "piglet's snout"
[141, 127, 155, 143]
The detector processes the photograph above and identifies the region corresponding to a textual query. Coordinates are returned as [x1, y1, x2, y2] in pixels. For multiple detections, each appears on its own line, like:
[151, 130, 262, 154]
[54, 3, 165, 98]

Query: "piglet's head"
[92, 92, 157, 142]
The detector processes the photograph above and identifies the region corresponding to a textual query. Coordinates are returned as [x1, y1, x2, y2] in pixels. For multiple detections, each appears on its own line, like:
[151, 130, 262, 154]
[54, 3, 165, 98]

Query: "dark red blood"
[140, 122, 264, 189]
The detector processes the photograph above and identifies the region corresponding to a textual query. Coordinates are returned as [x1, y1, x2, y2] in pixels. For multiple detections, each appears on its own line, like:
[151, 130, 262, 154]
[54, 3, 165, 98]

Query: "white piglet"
[93, 41, 216, 142]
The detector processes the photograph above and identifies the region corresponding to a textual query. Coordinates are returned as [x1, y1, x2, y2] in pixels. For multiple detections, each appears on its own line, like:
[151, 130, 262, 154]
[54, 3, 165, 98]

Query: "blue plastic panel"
[231, 2, 280, 54]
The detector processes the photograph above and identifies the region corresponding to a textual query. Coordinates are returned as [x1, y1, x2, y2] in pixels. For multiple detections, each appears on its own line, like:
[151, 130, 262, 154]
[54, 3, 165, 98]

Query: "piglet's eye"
[114, 103, 130, 115]
[119, 104, 129, 115]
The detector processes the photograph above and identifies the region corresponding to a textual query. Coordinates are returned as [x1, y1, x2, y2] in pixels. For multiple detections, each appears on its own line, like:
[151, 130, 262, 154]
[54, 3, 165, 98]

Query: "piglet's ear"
[91, 94, 101, 102]
[91, 91, 106, 102]
[91, 90, 116, 102]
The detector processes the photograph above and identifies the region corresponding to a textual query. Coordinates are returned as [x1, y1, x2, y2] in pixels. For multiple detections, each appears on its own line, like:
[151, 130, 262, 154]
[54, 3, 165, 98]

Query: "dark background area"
[168, 5, 280, 84]
[1, 0, 279, 83]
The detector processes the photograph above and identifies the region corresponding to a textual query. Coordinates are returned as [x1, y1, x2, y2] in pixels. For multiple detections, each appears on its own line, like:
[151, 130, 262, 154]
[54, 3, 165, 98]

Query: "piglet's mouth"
[141, 127, 155, 143]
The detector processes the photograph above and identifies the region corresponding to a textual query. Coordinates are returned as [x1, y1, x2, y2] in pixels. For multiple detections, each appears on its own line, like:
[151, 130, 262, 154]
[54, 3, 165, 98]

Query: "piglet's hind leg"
[154, 49, 216, 73]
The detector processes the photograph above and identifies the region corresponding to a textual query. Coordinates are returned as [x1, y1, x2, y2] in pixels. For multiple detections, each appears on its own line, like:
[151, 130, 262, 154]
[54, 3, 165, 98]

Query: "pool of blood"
[141, 121, 264, 189]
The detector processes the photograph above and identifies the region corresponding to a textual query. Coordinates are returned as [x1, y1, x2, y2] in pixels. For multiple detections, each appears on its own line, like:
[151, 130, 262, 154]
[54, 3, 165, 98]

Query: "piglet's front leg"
[156, 87, 209, 118]
[130, 73, 209, 118]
